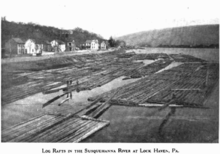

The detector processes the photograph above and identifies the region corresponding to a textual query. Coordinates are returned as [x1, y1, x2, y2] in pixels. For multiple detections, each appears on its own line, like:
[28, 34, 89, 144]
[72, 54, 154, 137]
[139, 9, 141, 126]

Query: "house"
[91, 40, 99, 50]
[85, 40, 92, 49]
[5, 38, 26, 55]
[80, 43, 86, 50]
[43, 41, 52, 52]
[51, 40, 66, 52]
[59, 43, 66, 52]
[100, 41, 107, 50]
[34, 40, 52, 52]
[25, 39, 42, 56]
[66, 40, 75, 51]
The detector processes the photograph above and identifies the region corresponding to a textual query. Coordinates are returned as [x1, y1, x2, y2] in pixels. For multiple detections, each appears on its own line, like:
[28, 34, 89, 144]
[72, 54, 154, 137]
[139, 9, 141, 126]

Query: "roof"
[27, 39, 51, 45]
[86, 40, 92, 43]
[51, 40, 65, 45]
[11, 38, 25, 44]
[91, 40, 99, 43]
[45, 41, 51, 44]
[34, 39, 47, 44]
[57, 40, 65, 44]
[66, 39, 75, 43]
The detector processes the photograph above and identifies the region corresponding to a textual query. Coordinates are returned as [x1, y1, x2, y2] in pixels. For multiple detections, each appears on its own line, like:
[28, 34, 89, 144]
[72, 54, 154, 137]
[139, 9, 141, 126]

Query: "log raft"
[2, 53, 219, 143]
[2, 114, 109, 142]
[88, 62, 218, 108]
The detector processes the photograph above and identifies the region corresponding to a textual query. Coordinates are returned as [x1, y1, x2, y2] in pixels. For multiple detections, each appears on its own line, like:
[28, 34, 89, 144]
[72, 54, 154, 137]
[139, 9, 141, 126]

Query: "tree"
[108, 36, 116, 47]
[1, 16, 6, 21]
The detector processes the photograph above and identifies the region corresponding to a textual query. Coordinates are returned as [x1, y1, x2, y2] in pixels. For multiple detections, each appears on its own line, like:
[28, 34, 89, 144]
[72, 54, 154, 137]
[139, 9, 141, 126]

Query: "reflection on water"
[133, 60, 155, 66]
[84, 105, 170, 142]
[156, 61, 183, 74]
[1, 76, 140, 129]
[49, 60, 156, 104]
[70, 76, 140, 103]
[68, 60, 182, 103]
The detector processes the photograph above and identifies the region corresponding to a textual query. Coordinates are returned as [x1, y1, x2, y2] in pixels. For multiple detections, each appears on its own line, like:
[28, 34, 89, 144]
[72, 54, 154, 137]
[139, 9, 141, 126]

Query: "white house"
[51, 40, 66, 52]
[91, 40, 99, 50]
[51, 40, 59, 47]
[25, 39, 42, 56]
[59, 44, 66, 52]
[100, 41, 107, 50]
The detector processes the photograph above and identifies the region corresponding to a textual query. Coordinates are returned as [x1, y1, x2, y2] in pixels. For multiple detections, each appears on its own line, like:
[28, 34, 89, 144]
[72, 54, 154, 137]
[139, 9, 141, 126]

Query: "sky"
[1, 0, 219, 39]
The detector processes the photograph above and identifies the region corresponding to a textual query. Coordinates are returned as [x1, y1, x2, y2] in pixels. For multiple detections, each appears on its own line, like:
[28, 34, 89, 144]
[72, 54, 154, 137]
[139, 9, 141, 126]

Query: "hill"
[1, 19, 104, 48]
[116, 25, 219, 48]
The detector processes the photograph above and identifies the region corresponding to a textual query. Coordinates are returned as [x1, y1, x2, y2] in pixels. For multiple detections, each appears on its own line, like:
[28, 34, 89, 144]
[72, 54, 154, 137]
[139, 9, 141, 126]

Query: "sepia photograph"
[0, 0, 219, 147]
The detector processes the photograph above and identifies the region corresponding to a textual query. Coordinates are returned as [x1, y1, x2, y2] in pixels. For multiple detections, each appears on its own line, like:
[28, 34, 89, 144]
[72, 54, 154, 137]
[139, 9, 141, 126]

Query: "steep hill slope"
[117, 25, 219, 47]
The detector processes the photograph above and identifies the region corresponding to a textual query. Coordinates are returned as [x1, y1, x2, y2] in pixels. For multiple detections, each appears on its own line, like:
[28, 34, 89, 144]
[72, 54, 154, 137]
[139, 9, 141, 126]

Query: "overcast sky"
[1, 0, 219, 39]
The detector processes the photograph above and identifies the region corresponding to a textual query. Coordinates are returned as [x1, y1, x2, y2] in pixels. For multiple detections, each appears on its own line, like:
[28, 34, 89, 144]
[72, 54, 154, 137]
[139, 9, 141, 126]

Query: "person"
[171, 91, 176, 99]
[69, 80, 73, 99]
[66, 80, 70, 98]
[76, 79, 80, 93]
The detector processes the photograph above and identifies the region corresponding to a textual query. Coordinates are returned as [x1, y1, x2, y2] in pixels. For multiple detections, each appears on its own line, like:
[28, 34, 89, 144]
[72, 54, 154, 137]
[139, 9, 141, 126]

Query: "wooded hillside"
[1, 19, 104, 48]
[117, 25, 219, 48]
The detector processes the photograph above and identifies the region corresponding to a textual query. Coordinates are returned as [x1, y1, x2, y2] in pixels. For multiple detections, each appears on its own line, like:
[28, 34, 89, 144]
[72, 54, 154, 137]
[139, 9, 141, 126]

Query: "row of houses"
[81, 40, 107, 50]
[5, 38, 108, 56]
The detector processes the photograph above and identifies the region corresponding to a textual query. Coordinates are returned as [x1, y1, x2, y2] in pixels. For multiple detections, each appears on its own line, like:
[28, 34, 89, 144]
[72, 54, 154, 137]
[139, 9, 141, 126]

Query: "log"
[90, 90, 118, 118]
[9, 115, 65, 142]
[32, 118, 89, 142]
[58, 98, 70, 106]
[19, 114, 80, 142]
[58, 121, 96, 142]
[42, 94, 65, 108]
[92, 104, 111, 119]
[171, 88, 201, 91]
[25, 116, 82, 142]
[73, 121, 110, 142]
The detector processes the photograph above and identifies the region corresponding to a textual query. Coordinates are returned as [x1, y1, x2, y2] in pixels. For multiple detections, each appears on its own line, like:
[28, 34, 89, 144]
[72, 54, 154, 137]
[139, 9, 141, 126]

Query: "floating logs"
[2, 114, 109, 142]
[88, 61, 218, 108]
[2, 52, 218, 108]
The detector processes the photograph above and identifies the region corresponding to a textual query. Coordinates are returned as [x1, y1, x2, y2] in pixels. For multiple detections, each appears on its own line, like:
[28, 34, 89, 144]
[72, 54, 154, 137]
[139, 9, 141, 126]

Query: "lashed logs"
[2, 115, 65, 142]
[88, 61, 218, 108]
[89, 90, 118, 118]
[2, 114, 109, 142]
[3, 52, 182, 105]
[9, 115, 67, 142]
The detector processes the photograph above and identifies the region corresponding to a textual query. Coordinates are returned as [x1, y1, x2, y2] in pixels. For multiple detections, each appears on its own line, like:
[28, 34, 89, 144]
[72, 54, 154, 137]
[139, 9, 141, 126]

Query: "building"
[34, 40, 52, 52]
[51, 40, 59, 47]
[100, 41, 107, 50]
[51, 40, 66, 52]
[85, 40, 92, 49]
[25, 39, 42, 56]
[80, 43, 86, 50]
[5, 38, 26, 55]
[66, 40, 75, 51]
[43, 41, 52, 52]
[59, 43, 66, 52]
[91, 40, 99, 50]
[24, 39, 36, 55]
